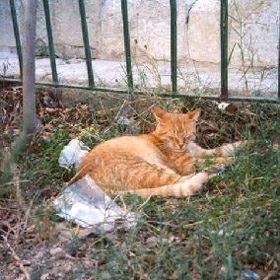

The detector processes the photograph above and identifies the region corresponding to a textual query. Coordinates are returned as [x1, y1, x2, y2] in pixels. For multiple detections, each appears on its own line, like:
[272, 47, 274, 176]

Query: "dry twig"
[1, 234, 31, 280]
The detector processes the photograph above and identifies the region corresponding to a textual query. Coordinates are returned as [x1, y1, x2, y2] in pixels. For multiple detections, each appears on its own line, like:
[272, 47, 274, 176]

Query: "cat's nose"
[178, 143, 184, 149]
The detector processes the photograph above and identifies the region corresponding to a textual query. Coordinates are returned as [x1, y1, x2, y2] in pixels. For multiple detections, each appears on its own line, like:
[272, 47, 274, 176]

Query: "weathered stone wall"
[0, 0, 278, 67]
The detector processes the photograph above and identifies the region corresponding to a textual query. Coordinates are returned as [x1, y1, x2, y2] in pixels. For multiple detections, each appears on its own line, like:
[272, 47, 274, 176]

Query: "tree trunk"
[12, 0, 38, 160]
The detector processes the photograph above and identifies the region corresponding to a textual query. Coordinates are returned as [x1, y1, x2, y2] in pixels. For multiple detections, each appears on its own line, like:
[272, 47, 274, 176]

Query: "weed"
[0, 89, 279, 279]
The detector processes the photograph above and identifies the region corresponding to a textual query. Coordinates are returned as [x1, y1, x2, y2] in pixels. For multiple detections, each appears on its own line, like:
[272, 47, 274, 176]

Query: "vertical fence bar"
[170, 0, 177, 94]
[121, 0, 133, 92]
[43, 0, 58, 84]
[9, 0, 23, 79]
[278, 2, 280, 100]
[220, 0, 228, 99]
[78, 0, 95, 88]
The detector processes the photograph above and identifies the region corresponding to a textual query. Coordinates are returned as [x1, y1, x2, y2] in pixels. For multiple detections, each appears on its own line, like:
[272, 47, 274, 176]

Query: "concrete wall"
[0, 0, 278, 67]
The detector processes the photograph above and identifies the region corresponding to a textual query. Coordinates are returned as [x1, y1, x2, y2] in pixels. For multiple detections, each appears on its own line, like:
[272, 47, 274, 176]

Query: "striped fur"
[74, 106, 245, 198]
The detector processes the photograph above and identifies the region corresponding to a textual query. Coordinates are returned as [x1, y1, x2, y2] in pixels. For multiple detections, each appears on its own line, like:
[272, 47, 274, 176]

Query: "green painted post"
[43, 0, 58, 84]
[220, 0, 228, 99]
[9, 0, 23, 78]
[278, 12, 280, 100]
[121, 0, 133, 92]
[170, 0, 177, 94]
[78, 0, 95, 88]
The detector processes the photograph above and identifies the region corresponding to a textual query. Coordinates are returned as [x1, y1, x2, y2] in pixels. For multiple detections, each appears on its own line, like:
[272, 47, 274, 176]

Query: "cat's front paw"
[221, 141, 247, 157]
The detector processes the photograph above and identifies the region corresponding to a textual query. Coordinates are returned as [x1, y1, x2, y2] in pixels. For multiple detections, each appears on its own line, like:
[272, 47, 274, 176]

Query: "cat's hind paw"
[203, 163, 226, 175]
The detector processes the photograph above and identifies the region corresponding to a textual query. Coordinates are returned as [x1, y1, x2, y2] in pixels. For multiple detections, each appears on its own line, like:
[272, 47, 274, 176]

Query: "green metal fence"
[4, 0, 280, 103]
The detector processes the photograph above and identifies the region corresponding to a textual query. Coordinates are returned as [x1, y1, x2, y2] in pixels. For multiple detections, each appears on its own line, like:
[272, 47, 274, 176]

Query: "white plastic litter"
[117, 116, 134, 126]
[58, 139, 89, 168]
[217, 102, 230, 111]
[53, 175, 137, 234]
[241, 269, 260, 280]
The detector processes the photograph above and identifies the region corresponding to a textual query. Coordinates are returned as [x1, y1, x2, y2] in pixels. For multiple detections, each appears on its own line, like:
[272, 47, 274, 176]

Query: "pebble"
[146, 236, 158, 245]
[49, 247, 64, 256]
[40, 273, 49, 280]
[22, 259, 31, 266]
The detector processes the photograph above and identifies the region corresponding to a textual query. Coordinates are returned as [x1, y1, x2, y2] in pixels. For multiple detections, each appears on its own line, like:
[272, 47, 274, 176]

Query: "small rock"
[58, 232, 72, 243]
[40, 273, 49, 280]
[49, 247, 64, 256]
[220, 265, 227, 274]
[22, 259, 31, 266]
[64, 263, 73, 272]
[162, 235, 178, 244]
[146, 236, 158, 245]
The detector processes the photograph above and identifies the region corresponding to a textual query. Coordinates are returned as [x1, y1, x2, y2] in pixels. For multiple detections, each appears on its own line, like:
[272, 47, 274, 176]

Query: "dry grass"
[0, 85, 279, 279]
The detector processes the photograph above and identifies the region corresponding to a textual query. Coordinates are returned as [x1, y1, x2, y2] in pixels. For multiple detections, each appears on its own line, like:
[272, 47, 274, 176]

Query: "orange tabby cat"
[74, 106, 244, 198]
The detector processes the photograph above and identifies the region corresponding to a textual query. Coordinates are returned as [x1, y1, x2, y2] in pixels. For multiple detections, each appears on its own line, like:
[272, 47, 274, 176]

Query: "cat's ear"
[152, 106, 167, 121]
[188, 108, 201, 122]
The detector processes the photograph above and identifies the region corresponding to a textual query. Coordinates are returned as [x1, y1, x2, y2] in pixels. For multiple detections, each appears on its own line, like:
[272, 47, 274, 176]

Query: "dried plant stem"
[14, 167, 27, 211]
[1, 234, 31, 280]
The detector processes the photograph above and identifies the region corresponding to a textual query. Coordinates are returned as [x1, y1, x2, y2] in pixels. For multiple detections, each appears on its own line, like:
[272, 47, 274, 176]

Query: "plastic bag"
[53, 175, 137, 234]
[58, 139, 89, 168]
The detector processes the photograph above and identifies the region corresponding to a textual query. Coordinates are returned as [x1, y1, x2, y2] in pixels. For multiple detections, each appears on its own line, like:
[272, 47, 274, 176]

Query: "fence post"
[278, 2, 280, 100]
[220, 0, 228, 99]
[79, 0, 95, 88]
[9, 0, 23, 79]
[121, 0, 133, 92]
[170, 0, 177, 94]
[43, 0, 58, 84]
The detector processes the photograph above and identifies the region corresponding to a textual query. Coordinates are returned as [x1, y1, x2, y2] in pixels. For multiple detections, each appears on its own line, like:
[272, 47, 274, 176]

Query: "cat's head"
[152, 106, 200, 152]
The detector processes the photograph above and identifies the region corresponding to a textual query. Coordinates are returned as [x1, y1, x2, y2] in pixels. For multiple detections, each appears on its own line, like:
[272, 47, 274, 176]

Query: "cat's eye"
[166, 133, 175, 138]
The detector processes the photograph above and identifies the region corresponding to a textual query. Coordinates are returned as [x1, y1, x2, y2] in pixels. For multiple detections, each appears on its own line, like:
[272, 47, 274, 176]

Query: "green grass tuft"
[1, 99, 279, 279]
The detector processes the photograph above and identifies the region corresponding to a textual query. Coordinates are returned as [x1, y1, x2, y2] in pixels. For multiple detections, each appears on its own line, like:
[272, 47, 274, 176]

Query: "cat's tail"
[119, 172, 210, 199]
[67, 164, 88, 185]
